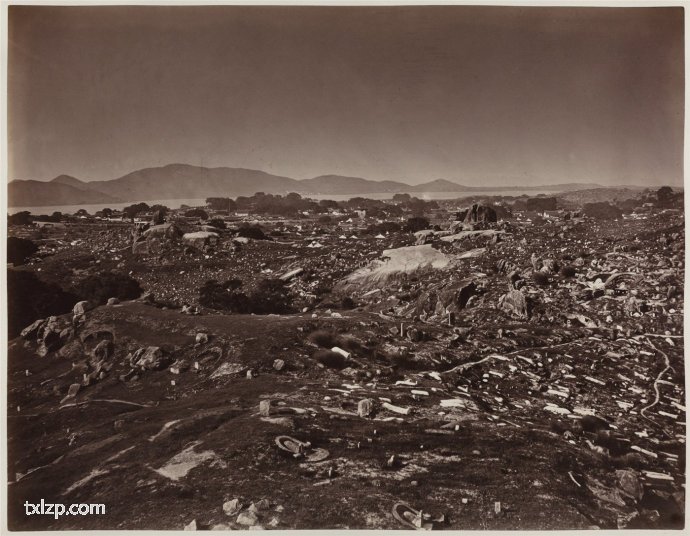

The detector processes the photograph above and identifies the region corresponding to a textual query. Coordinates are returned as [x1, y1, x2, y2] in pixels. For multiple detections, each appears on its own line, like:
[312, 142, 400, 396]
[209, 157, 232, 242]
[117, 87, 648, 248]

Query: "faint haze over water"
[8, 6, 684, 187]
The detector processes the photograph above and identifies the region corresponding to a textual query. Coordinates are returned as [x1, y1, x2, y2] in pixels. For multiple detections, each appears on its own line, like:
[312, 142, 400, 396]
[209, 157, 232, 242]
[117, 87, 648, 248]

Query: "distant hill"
[408, 179, 471, 192]
[296, 175, 407, 194]
[88, 163, 301, 201]
[50, 175, 91, 190]
[8, 180, 121, 207]
[8, 163, 607, 207]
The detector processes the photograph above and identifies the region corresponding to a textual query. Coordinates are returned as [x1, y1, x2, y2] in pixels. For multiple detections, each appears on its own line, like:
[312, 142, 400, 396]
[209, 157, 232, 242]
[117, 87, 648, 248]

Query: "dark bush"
[560, 265, 577, 278]
[185, 208, 209, 220]
[206, 197, 237, 211]
[336, 335, 365, 354]
[123, 203, 150, 220]
[7, 270, 79, 338]
[95, 208, 113, 218]
[532, 271, 550, 287]
[246, 279, 294, 314]
[237, 225, 268, 240]
[314, 349, 348, 369]
[199, 279, 248, 312]
[404, 216, 430, 233]
[319, 199, 339, 209]
[8, 211, 33, 226]
[208, 218, 226, 230]
[7, 237, 38, 265]
[76, 272, 143, 305]
[33, 212, 63, 223]
[341, 296, 356, 309]
[150, 204, 169, 214]
[314, 285, 332, 296]
[308, 330, 339, 348]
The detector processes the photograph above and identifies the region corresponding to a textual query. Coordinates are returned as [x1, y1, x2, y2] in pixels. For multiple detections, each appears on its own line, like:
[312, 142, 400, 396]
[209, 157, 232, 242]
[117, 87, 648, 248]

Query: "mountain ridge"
[9, 163, 610, 207]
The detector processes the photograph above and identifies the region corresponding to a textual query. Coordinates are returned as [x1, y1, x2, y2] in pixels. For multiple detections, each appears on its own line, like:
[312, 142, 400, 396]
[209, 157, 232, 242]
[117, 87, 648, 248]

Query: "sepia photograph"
[4, 2, 686, 531]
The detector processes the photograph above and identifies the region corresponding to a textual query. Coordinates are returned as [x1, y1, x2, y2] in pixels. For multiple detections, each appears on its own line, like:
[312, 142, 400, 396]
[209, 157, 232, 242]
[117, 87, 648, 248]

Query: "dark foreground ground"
[7, 210, 685, 530]
[8, 301, 685, 530]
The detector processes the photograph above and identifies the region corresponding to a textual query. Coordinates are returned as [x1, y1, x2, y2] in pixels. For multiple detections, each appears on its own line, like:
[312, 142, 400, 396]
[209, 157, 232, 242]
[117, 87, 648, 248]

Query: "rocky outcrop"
[182, 231, 219, 249]
[498, 289, 529, 319]
[335, 245, 455, 292]
[458, 203, 498, 224]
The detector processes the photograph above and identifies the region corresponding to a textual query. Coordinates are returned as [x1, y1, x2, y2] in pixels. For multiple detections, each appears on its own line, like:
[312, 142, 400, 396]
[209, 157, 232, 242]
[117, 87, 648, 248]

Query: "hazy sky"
[8, 5, 684, 186]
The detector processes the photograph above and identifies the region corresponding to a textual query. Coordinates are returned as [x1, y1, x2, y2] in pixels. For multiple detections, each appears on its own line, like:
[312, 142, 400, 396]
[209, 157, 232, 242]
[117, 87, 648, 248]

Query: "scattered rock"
[498, 289, 529, 319]
[358, 398, 374, 418]
[60, 383, 81, 404]
[223, 498, 242, 516]
[259, 400, 271, 417]
[236, 511, 259, 526]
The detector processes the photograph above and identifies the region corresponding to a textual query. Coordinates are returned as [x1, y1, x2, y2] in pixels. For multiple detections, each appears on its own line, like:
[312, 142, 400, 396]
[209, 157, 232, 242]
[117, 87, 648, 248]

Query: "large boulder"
[401, 279, 478, 320]
[73, 301, 92, 316]
[182, 231, 219, 249]
[498, 289, 529, 319]
[449, 221, 471, 234]
[92, 339, 114, 360]
[336, 245, 455, 292]
[21, 318, 46, 340]
[58, 339, 83, 360]
[39, 330, 63, 356]
[132, 223, 182, 254]
[414, 229, 436, 245]
[459, 203, 498, 224]
[143, 223, 183, 240]
[130, 346, 170, 371]
[434, 279, 478, 314]
[440, 229, 504, 243]
[132, 236, 149, 254]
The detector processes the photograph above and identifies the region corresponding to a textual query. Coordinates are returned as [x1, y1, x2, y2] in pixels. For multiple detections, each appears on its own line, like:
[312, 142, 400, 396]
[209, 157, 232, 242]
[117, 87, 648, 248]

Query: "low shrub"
[314, 349, 348, 369]
[207, 218, 226, 230]
[199, 279, 248, 311]
[308, 330, 339, 348]
[560, 265, 577, 278]
[237, 225, 268, 240]
[185, 208, 209, 220]
[532, 271, 550, 287]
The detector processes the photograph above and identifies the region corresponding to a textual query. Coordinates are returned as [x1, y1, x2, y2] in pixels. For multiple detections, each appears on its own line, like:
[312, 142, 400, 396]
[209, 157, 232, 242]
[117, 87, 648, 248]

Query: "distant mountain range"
[8, 163, 606, 207]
